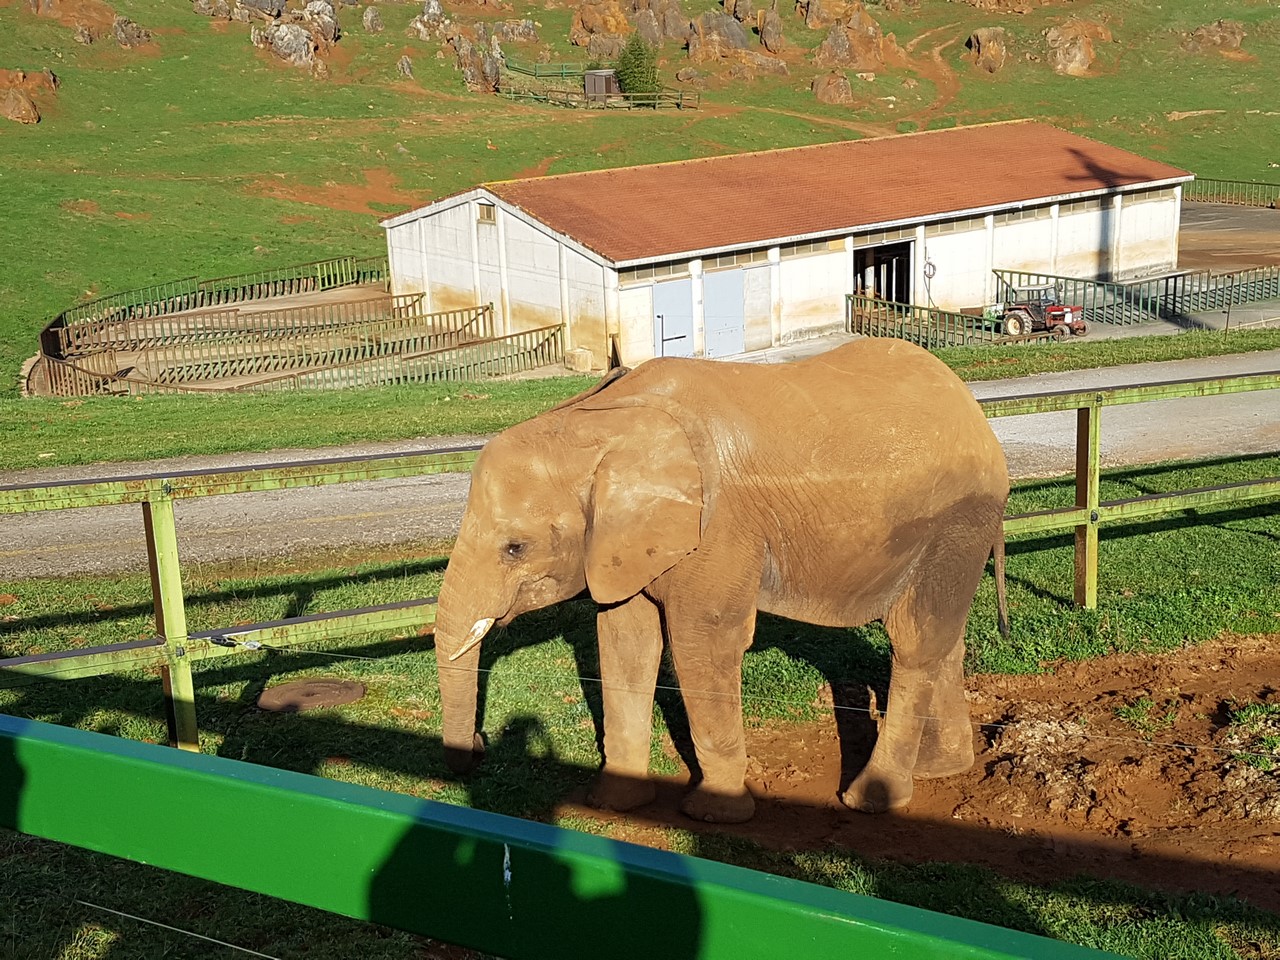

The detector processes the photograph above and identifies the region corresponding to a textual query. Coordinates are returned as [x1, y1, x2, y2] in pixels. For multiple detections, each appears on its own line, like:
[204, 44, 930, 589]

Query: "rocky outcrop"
[569, 0, 629, 46]
[409, 0, 448, 39]
[493, 18, 538, 43]
[811, 70, 852, 104]
[240, 0, 285, 17]
[1182, 20, 1245, 54]
[1044, 19, 1110, 77]
[965, 27, 1007, 73]
[796, 0, 850, 31]
[686, 12, 748, 61]
[252, 21, 316, 65]
[2, 88, 40, 124]
[193, 0, 233, 17]
[724, 0, 752, 25]
[759, 9, 784, 52]
[363, 5, 383, 30]
[812, 4, 901, 72]
[302, 0, 340, 43]
[447, 23, 502, 91]
[635, 8, 661, 45]
[397, 54, 413, 76]
[112, 16, 151, 46]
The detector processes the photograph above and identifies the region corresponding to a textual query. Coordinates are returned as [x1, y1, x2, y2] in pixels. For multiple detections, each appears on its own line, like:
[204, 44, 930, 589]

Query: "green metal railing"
[993, 267, 1280, 328]
[1184, 177, 1280, 207]
[0, 715, 1113, 959]
[504, 57, 592, 78]
[2, 368, 1277, 742]
[49, 255, 389, 333]
[845, 295, 1046, 348]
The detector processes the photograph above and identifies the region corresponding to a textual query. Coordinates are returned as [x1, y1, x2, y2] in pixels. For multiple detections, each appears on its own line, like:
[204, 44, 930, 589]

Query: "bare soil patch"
[2, 0, 115, 32]
[244, 167, 431, 217]
[563, 634, 1280, 912]
[60, 198, 100, 215]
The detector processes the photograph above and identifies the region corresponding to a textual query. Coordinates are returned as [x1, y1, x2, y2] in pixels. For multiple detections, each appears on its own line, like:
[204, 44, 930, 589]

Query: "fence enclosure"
[1184, 177, 1280, 207]
[32, 256, 567, 396]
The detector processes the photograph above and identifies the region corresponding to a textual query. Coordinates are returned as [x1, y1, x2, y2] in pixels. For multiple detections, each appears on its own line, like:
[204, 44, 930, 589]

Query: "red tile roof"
[481, 121, 1191, 264]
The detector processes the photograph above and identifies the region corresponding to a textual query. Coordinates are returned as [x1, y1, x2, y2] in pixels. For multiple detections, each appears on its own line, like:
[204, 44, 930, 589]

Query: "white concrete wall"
[420, 204, 480, 312]
[920, 227, 990, 311]
[565, 249, 608, 366]
[387, 220, 424, 298]
[1055, 206, 1112, 279]
[618, 284, 654, 364]
[778, 249, 847, 341]
[743, 265, 772, 351]
[502, 214, 563, 330]
[992, 217, 1055, 275]
[1116, 192, 1179, 278]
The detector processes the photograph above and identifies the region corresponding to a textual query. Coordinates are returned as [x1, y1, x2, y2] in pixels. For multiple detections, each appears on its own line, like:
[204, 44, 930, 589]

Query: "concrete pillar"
[983, 213, 996, 303]
[496, 207, 511, 335]
[690, 258, 705, 357]
[768, 246, 781, 346]
[1049, 203, 1060, 275]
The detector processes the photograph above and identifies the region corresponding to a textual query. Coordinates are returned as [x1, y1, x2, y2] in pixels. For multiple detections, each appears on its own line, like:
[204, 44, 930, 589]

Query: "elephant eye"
[504, 541, 527, 560]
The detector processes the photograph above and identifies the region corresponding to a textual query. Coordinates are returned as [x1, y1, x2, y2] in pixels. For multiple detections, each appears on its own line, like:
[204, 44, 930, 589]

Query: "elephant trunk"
[434, 547, 499, 774]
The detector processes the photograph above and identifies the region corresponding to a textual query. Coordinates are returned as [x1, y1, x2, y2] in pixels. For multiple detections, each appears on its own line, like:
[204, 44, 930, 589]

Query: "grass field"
[4, 0, 1280, 395]
[4, 0, 1280, 954]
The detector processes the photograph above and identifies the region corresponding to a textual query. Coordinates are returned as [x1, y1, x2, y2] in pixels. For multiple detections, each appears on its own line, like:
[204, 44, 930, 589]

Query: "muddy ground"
[561, 633, 1280, 914]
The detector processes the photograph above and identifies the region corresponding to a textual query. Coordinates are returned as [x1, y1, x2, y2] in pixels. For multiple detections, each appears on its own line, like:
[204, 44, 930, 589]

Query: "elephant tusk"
[448, 617, 495, 661]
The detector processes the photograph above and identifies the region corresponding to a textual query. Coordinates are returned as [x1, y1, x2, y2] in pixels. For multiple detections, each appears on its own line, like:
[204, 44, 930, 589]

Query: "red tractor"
[998, 284, 1089, 340]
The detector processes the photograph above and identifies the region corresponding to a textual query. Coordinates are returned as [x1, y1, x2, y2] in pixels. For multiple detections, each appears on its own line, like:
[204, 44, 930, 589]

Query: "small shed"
[381, 121, 1193, 371]
[584, 69, 621, 102]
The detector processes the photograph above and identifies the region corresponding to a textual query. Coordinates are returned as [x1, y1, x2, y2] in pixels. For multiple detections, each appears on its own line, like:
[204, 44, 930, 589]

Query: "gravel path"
[1, 351, 1277, 578]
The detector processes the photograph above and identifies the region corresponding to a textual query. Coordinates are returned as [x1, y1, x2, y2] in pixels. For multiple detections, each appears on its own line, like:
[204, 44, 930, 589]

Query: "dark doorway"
[854, 242, 913, 302]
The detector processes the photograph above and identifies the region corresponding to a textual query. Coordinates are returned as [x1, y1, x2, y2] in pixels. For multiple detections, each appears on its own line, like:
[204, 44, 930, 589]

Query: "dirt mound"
[566, 633, 1280, 912]
[11, 0, 117, 33]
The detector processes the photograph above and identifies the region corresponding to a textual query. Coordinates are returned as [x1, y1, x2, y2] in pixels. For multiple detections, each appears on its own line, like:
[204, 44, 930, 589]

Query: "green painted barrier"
[0, 714, 1115, 959]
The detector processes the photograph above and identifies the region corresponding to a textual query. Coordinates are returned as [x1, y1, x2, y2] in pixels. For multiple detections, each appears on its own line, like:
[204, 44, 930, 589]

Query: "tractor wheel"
[1052, 325, 1070, 342]
[1074, 320, 1090, 337]
[1004, 314, 1027, 337]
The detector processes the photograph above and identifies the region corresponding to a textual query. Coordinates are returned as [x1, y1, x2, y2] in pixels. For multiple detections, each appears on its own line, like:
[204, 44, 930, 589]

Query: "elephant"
[433, 338, 1010, 824]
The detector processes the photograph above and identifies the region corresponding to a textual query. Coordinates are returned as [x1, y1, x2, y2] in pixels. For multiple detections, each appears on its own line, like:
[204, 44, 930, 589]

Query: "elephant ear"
[578, 407, 703, 605]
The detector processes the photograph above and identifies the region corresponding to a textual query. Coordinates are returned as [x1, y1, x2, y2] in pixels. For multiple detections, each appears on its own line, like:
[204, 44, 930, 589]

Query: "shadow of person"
[367, 714, 705, 960]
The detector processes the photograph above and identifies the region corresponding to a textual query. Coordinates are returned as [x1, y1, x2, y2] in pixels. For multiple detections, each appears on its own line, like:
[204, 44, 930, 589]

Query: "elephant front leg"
[666, 603, 758, 824]
[587, 593, 663, 813]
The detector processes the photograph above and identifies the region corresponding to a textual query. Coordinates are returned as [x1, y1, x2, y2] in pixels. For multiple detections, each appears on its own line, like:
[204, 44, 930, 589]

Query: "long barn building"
[381, 120, 1192, 369]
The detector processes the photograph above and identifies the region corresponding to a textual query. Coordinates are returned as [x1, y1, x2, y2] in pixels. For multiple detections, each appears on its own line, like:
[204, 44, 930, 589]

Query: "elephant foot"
[840, 763, 913, 814]
[680, 785, 755, 824]
[912, 736, 975, 780]
[443, 732, 486, 775]
[588, 769, 657, 812]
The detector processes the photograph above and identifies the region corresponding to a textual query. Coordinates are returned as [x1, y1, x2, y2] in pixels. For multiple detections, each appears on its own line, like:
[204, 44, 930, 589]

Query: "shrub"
[614, 32, 658, 95]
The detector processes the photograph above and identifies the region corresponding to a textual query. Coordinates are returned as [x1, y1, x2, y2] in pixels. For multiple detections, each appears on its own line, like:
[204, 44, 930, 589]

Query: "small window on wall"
[477, 203, 496, 224]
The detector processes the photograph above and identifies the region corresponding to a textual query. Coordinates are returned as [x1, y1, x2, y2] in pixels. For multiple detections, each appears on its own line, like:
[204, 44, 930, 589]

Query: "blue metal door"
[653, 278, 694, 358]
[703, 269, 746, 358]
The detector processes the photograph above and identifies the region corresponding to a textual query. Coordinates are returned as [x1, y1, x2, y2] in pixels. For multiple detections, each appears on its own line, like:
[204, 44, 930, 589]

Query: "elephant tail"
[993, 533, 1009, 640]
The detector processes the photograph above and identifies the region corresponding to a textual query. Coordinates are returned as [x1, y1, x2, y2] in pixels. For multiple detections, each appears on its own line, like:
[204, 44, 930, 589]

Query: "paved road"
[1, 350, 1278, 579]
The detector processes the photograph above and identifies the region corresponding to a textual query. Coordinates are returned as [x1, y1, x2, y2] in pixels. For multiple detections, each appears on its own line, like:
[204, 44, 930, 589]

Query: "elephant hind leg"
[841, 534, 987, 813]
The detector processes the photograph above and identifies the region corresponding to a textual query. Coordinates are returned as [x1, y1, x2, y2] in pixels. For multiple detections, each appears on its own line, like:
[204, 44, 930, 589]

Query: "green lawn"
[4, 0, 1279, 394]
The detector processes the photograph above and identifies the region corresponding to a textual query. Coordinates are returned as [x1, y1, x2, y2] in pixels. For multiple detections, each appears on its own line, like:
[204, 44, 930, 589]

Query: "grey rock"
[2, 89, 40, 124]
[965, 27, 1007, 73]
[656, 0, 690, 41]
[493, 18, 538, 43]
[253, 21, 316, 65]
[112, 16, 152, 46]
[240, 0, 285, 16]
[73, 24, 94, 43]
[811, 70, 852, 103]
[687, 11, 748, 60]
[586, 33, 626, 58]
[759, 8, 783, 51]
[302, 0, 340, 42]
[193, 0, 233, 16]
[397, 53, 414, 75]
[635, 8, 661, 46]
[363, 5, 383, 30]
[675, 65, 700, 81]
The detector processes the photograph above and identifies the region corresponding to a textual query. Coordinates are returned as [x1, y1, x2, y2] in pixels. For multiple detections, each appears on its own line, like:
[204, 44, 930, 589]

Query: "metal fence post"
[142, 494, 199, 752]
[1074, 398, 1102, 608]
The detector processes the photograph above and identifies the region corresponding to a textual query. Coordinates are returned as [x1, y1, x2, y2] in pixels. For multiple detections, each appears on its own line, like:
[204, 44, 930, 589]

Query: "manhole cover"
[257, 679, 366, 713]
